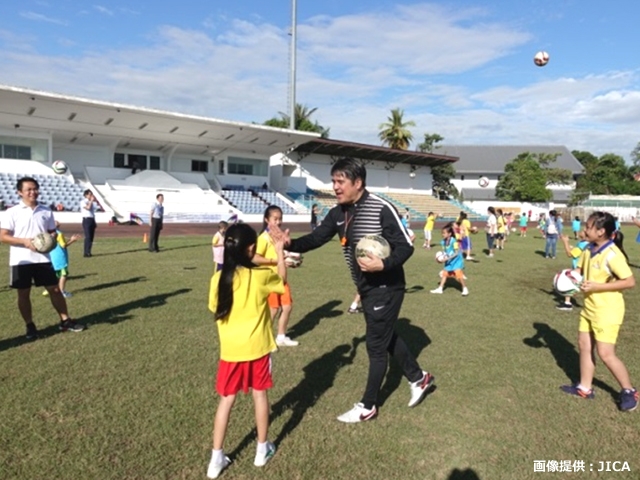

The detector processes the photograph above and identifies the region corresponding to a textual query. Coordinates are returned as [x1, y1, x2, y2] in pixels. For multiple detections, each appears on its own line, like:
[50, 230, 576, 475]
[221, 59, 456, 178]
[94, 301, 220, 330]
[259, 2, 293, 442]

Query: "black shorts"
[10, 263, 58, 289]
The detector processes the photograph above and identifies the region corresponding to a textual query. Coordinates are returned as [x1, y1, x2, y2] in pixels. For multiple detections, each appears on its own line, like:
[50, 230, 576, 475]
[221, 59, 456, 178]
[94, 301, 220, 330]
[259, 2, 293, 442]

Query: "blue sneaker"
[618, 388, 639, 412]
[560, 384, 594, 399]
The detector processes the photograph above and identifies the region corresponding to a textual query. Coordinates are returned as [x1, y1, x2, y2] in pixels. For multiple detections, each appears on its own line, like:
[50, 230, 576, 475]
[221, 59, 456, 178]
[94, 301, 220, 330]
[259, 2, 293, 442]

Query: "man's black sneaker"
[59, 319, 85, 332]
[347, 307, 363, 314]
[26, 322, 39, 340]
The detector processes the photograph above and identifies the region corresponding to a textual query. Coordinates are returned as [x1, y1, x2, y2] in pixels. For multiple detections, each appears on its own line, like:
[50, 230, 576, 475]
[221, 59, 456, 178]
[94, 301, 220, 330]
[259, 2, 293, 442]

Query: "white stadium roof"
[0, 84, 319, 157]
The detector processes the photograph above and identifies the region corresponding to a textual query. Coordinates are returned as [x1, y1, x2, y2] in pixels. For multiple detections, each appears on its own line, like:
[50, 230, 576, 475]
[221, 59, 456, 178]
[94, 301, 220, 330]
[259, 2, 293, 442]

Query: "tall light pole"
[289, 0, 297, 130]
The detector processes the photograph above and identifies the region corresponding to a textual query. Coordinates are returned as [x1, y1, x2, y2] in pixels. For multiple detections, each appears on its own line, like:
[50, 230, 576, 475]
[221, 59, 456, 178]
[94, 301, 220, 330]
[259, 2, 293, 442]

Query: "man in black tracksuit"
[286, 157, 434, 423]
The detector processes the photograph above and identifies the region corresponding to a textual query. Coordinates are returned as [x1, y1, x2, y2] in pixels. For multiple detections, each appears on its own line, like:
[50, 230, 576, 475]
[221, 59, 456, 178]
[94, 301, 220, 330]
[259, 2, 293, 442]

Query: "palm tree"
[264, 103, 329, 137]
[378, 108, 415, 150]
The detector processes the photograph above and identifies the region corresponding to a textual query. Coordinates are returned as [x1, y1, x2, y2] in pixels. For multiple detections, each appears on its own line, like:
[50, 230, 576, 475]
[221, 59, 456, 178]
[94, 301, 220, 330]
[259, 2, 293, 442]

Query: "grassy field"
[1, 228, 639, 480]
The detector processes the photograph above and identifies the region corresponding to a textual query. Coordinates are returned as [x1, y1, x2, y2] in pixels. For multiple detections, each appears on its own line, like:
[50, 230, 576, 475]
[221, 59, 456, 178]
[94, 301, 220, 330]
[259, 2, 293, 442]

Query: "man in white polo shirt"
[0, 177, 85, 340]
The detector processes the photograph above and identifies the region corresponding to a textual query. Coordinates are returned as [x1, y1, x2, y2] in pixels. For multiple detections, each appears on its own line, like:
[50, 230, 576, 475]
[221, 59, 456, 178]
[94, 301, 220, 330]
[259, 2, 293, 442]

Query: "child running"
[556, 232, 589, 311]
[212, 221, 228, 271]
[560, 212, 638, 412]
[206, 223, 287, 478]
[253, 205, 299, 347]
[430, 223, 468, 296]
[43, 222, 81, 298]
[519, 213, 528, 237]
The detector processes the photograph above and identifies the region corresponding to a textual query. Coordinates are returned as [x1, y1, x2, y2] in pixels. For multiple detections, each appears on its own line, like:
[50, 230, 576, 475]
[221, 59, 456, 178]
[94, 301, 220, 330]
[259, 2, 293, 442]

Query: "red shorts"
[268, 283, 292, 308]
[445, 269, 465, 280]
[216, 354, 273, 396]
[520, 227, 527, 232]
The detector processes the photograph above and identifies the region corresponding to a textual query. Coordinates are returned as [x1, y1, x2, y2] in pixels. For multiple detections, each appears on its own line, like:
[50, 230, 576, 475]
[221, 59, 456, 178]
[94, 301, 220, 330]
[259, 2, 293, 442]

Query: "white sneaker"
[207, 455, 231, 479]
[336, 403, 378, 423]
[254, 441, 276, 467]
[461, 288, 469, 296]
[62, 291, 72, 298]
[42, 290, 49, 296]
[408, 372, 434, 407]
[430, 287, 443, 294]
[276, 336, 299, 347]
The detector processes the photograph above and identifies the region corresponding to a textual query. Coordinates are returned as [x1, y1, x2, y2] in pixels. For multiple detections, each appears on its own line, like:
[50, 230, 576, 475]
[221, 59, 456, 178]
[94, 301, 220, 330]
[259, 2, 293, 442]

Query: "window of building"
[150, 156, 160, 170]
[219, 160, 224, 175]
[1, 144, 32, 160]
[192, 160, 208, 172]
[114, 153, 126, 168]
[227, 156, 268, 176]
[460, 175, 465, 181]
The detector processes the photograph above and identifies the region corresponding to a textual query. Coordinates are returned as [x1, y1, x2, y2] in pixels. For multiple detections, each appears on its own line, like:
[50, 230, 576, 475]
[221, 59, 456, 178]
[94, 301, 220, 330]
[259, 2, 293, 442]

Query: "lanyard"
[340, 210, 355, 246]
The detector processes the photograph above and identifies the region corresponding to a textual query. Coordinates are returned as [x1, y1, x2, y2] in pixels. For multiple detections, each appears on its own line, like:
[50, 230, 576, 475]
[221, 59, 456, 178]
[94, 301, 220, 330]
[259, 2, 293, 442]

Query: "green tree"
[631, 142, 640, 167]
[417, 133, 444, 153]
[417, 133, 457, 198]
[263, 104, 330, 137]
[495, 153, 552, 202]
[579, 153, 635, 195]
[378, 108, 415, 150]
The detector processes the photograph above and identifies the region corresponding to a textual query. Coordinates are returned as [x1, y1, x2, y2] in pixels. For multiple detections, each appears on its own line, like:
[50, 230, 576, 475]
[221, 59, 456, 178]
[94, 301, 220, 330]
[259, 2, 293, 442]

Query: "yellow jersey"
[256, 231, 277, 273]
[209, 266, 284, 362]
[497, 216, 505, 234]
[578, 242, 632, 324]
[461, 219, 471, 237]
[424, 215, 435, 231]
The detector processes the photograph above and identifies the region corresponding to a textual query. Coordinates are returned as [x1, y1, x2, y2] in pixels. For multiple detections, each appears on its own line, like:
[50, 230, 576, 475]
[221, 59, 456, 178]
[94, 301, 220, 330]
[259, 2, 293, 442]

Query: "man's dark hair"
[17, 177, 39, 191]
[330, 157, 366, 187]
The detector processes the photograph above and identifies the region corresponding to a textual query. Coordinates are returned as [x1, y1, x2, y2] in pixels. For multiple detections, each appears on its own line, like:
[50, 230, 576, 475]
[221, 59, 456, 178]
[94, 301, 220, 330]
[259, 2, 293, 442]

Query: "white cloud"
[19, 11, 67, 25]
[93, 5, 114, 16]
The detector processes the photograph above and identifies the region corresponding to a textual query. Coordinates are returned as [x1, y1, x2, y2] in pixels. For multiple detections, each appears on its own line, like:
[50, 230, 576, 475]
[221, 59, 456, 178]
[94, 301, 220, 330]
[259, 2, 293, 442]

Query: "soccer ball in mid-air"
[534, 51, 549, 67]
[478, 176, 490, 188]
[435, 251, 447, 263]
[553, 269, 583, 296]
[51, 160, 68, 175]
[31, 232, 56, 253]
[356, 234, 391, 259]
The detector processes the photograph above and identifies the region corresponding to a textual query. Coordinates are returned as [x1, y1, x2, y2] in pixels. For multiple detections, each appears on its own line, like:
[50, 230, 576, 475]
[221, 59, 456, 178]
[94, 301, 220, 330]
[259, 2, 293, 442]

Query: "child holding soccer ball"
[560, 212, 637, 412]
[253, 205, 299, 347]
[556, 232, 589, 311]
[207, 223, 287, 478]
[42, 221, 81, 298]
[430, 223, 468, 296]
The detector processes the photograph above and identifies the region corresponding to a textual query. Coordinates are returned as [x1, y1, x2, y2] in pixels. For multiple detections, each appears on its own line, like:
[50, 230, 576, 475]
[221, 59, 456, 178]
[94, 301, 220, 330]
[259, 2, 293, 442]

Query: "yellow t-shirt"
[461, 219, 471, 237]
[424, 215, 435, 231]
[256, 231, 277, 273]
[578, 243, 632, 324]
[209, 267, 284, 362]
[497, 216, 505, 234]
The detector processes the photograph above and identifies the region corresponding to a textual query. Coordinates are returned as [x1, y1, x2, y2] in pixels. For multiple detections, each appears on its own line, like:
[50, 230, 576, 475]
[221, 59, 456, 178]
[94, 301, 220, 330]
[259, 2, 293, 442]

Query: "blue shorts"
[461, 237, 471, 250]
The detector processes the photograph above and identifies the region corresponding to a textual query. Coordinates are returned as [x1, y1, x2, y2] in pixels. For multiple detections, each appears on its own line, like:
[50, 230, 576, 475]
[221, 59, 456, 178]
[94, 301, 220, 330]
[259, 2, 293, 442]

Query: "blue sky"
[1, 0, 639, 160]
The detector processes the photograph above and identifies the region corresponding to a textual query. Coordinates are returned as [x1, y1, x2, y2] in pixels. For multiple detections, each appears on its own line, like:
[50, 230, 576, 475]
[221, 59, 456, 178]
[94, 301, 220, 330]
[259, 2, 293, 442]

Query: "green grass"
[1, 230, 640, 479]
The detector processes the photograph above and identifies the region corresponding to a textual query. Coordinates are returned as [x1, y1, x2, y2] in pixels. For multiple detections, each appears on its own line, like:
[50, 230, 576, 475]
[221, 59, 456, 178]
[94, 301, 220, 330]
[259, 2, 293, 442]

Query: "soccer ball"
[511, 227, 517, 232]
[435, 251, 447, 263]
[478, 176, 490, 188]
[356, 234, 391, 259]
[31, 232, 56, 253]
[534, 51, 549, 67]
[470, 226, 479, 234]
[284, 251, 302, 268]
[553, 269, 583, 296]
[51, 160, 68, 175]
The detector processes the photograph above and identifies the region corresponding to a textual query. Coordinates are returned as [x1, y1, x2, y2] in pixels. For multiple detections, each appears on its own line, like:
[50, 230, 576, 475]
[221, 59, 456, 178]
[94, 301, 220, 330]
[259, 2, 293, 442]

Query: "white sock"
[577, 384, 591, 392]
[211, 449, 224, 462]
[350, 302, 359, 310]
[256, 441, 268, 454]
[276, 334, 285, 340]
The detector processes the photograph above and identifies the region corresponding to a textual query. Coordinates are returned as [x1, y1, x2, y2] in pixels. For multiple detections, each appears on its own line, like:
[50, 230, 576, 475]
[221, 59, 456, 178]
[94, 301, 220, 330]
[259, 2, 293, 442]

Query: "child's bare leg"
[277, 304, 292, 337]
[252, 389, 270, 443]
[597, 341, 633, 390]
[59, 275, 67, 292]
[213, 394, 236, 450]
[578, 332, 596, 389]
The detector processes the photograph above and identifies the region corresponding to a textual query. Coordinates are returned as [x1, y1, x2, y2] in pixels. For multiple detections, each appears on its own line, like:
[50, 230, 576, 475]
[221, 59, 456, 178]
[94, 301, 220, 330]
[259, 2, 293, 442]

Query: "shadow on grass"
[523, 322, 617, 399]
[288, 300, 342, 339]
[378, 317, 432, 407]
[536, 287, 583, 308]
[75, 276, 147, 293]
[405, 285, 424, 294]
[81, 288, 192, 326]
[228, 336, 366, 460]
[0, 288, 192, 352]
[448, 468, 481, 480]
[67, 273, 98, 281]
[534, 250, 548, 258]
